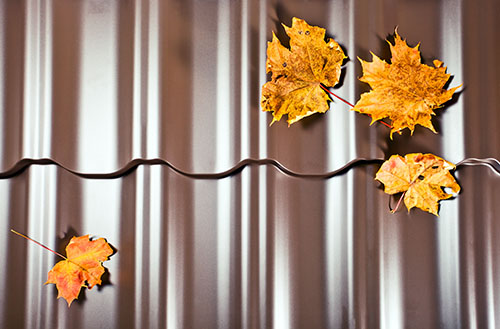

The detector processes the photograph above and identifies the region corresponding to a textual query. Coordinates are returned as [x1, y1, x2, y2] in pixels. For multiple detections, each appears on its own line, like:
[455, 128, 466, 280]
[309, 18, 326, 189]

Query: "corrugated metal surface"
[1, 164, 500, 329]
[1, 0, 500, 328]
[3, 0, 499, 175]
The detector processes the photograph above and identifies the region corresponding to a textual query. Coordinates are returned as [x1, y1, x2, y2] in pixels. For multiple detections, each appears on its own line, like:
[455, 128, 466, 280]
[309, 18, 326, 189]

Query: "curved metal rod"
[456, 157, 500, 176]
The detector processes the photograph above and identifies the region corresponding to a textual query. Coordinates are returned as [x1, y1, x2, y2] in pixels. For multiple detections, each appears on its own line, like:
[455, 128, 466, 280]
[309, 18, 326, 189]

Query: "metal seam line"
[0, 157, 499, 180]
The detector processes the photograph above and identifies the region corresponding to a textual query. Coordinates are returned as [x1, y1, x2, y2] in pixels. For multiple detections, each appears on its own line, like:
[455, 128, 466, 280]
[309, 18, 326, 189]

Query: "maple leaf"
[261, 17, 346, 125]
[45, 235, 114, 306]
[375, 153, 460, 216]
[352, 30, 459, 138]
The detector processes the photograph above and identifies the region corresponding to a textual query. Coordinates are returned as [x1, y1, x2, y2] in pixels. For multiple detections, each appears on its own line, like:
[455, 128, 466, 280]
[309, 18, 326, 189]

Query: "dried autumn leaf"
[46, 235, 114, 306]
[352, 30, 459, 138]
[261, 17, 346, 125]
[375, 153, 460, 216]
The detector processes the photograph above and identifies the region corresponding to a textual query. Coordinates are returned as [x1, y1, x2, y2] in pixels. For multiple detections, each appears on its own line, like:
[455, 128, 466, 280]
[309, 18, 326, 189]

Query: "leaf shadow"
[355, 32, 393, 96]
[332, 42, 349, 90]
[273, 4, 293, 48]
[432, 87, 464, 134]
[97, 240, 117, 291]
[56, 226, 80, 256]
[382, 129, 441, 159]
[72, 287, 87, 307]
[97, 268, 112, 291]
[323, 26, 350, 90]
[297, 111, 327, 130]
[377, 32, 394, 60]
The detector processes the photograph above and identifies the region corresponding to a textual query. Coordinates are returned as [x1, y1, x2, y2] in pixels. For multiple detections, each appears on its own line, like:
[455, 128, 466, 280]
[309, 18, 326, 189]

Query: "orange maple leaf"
[352, 30, 459, 138]
[375, 153, 460, 216]
[261, 17, 346, 125]
[45, 235, 113, 306]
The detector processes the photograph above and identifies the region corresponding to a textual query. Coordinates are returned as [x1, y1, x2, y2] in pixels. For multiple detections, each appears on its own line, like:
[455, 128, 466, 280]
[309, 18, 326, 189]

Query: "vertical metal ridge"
[25, 167, 58, 329]
[41, 0, 53, 161]
[347, 0, 357, 163]
[239, 2, 251, 327]
[483, 184, 496, 328]
[325, 175, 349, 328]
[190, 1, 218, 173]
[258, 0, 268, 159]
[347, 1, 356, 326]
[134, 166, 147, 329]
[0, 0, 4, 163]
[462, 170, 478, 328]
[164, 166, 193, 329]
[50, 0, 82, 175]
[240, 164, 250, 329]
[240, 0, 250, 161]
[323, 3, 355, 326]
[215, 0, 233, 172]
[378, 207, 404, 328]
[22, 0, 39, 159]
[0, 166, 10, 326]
[257, 4, 269, 328]
[146, 0, 160, 159]
[21, 0, 53, 160]
[258, 165, 268, 329]
[165, 165, 179, 329]
[216, 178, 232, 329]
[326, 0, 354, 172]
[436, 0, 464, 327]
[140, 166, 165, 328]
[440, 0, 465, 164]
[132, 0, 148, 160]
[272, 172, 291, 329]
[77, 1, 119, 173]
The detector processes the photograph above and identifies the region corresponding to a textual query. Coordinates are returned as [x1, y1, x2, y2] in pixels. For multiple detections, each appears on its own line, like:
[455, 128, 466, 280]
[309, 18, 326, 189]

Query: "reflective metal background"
[1, 0, 499, 328]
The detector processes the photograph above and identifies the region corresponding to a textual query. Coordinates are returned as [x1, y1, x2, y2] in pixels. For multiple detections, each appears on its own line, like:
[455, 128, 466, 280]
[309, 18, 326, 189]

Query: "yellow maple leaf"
[352, 30, 459, 138]
[375, 153, 460, 216]
[45, 235, 114, 306]
[261, 17, 346, 125]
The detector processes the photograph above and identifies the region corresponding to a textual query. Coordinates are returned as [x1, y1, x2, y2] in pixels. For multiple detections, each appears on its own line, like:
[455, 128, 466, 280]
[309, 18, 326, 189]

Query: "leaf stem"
[320, 84, 393, 129]
[10, 229, 67, 260]
[320, 84, 355, 107]
[390, 191, 406, 213]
